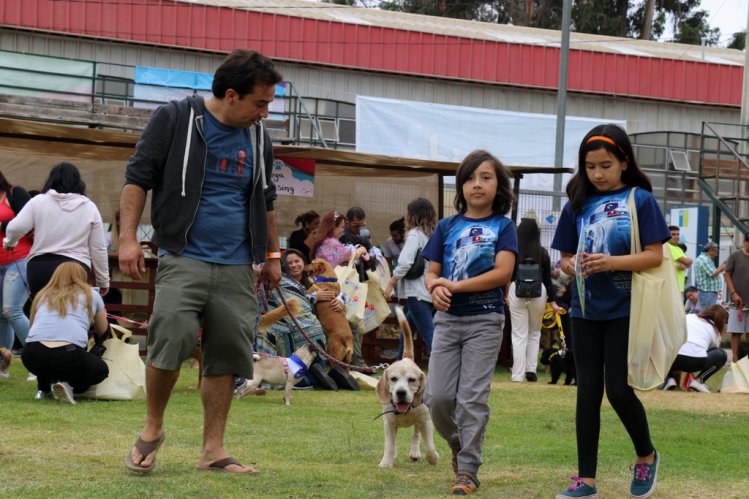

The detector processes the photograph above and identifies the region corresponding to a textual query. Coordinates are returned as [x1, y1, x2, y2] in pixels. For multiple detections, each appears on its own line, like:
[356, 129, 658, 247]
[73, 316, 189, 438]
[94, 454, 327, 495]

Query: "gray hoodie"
[5, 190, 110, 287]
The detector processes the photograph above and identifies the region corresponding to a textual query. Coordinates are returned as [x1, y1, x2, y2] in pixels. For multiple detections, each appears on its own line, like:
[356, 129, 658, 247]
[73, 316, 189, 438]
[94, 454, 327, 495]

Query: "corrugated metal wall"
[0, 29, 739, 136]
[0, 0, 742, 106]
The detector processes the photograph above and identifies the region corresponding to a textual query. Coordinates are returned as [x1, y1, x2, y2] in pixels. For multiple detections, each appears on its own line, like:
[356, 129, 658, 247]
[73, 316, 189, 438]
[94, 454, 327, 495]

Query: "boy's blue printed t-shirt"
[422, 213, 517, 316]
[551, 186, 670, 320]
[182, 109, 253, 264]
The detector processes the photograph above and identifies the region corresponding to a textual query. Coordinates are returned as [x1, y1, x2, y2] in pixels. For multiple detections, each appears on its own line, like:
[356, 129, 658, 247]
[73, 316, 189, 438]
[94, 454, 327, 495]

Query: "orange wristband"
[266, 252, 282, 260]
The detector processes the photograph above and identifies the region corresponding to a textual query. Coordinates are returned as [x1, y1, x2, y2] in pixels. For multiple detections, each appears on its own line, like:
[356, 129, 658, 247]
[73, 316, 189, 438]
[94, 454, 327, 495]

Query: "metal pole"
[553, 0, 572, 211]
[741, 4, 749, 156]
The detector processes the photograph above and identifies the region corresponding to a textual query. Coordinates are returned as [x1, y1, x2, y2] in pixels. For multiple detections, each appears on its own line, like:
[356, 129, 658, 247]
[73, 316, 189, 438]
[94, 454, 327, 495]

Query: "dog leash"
[274, 287, 388, 374]
[106, 312, 149, 329]
[543, 305, 567, 351]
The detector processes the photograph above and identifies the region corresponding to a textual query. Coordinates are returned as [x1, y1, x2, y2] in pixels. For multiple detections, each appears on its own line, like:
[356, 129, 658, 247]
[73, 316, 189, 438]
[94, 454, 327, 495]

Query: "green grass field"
[1, 359, 747, 498]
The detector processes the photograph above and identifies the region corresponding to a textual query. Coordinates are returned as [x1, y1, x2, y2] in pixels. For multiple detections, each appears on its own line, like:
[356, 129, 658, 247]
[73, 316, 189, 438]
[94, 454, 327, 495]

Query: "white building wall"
[0, 28, 740, 135]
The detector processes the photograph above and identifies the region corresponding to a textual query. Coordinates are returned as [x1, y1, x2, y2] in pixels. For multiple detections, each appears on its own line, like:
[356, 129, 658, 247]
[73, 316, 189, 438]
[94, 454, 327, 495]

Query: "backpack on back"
[516, 258, 543, 299]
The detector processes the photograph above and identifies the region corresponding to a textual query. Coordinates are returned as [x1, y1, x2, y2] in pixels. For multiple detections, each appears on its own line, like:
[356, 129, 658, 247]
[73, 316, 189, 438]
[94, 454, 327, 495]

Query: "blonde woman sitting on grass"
[21, 262, 109, 404]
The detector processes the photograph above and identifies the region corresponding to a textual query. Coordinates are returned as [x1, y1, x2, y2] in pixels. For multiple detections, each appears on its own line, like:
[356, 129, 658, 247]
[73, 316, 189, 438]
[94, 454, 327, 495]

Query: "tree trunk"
[641, 0, 656, 39]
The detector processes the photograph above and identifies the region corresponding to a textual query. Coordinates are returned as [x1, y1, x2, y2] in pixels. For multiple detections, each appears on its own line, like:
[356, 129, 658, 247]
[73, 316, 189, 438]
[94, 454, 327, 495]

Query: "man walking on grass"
[120, 49, 282, 474]
[725, 233, 749, 363]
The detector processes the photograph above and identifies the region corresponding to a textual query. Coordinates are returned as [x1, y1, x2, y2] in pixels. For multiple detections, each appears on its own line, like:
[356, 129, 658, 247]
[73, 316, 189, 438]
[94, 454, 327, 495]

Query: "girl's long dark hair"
[454, 150, 514, 216]
[516, 218, 548, 264]
[566, 124, 651, 213]
[42, 162, 86, 195]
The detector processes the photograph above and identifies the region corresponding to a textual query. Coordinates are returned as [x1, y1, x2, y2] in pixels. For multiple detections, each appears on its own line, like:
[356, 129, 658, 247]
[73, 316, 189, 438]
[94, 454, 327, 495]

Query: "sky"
[701, 0, 748, 45]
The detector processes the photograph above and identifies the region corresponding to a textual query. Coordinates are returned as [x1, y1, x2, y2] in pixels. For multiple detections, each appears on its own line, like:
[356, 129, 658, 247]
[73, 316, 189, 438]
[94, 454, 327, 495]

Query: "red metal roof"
[0, 0, 742, 107]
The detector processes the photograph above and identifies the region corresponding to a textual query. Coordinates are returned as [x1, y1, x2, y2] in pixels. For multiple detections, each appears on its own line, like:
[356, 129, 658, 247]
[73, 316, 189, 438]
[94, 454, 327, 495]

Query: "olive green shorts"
[145, 254, 257, 379]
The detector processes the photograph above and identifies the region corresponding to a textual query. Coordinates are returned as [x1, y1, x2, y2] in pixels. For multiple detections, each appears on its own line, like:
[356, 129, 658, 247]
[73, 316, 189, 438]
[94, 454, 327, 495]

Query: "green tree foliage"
[727, 30, 746, 50]
[377, 0, 721, 45]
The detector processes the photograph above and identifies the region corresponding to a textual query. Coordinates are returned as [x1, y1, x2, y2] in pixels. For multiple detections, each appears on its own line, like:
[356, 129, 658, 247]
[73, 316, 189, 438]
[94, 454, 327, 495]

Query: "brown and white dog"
[304, 258, 354, 367]
[376, 306, 439, 468]
[235, 298, 318, 405]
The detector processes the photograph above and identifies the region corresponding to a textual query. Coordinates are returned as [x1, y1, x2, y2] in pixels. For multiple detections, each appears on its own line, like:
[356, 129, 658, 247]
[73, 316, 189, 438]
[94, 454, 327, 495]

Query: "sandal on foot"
[198, 457, 257, 474]
[124, 432, 165, 474]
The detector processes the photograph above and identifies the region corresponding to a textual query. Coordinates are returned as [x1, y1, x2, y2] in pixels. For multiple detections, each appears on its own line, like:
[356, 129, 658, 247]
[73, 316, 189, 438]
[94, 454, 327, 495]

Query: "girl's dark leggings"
[572, 316, 654, 478]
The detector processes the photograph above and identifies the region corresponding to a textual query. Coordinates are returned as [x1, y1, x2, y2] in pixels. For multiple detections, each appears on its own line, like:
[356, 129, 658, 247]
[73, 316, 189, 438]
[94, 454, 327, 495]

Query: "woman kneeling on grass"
[552, 124, 670, 499]
[21, 262, 109, 404]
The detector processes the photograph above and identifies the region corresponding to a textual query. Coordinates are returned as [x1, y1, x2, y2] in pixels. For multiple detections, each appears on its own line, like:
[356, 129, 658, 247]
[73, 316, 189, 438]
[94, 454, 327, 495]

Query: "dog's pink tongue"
[395, 403, 410, 413]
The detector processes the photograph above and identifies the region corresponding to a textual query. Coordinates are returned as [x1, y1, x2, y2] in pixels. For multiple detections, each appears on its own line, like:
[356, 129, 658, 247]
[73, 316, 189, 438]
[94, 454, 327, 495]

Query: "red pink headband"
[586, 135, 625, 155]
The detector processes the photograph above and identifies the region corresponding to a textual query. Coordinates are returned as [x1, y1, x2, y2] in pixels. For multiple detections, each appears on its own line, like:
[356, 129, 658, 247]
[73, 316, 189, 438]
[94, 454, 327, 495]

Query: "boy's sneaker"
[449, 472, 479, 495]
[556, 477, 599, 498]
[688, 377, 710, 393]
[630, 451, 659, 498]
[52, 382, 77, 405]
[660, 377, 677, 390]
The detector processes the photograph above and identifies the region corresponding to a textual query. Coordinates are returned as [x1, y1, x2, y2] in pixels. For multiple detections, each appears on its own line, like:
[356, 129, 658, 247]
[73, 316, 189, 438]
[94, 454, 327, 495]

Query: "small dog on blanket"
[236, 298, 317, 405]
[0, 347, 12, 378]
[375, 306, 439, 468]
[304, 258, 354, 367]
[540, 339, 576, 386]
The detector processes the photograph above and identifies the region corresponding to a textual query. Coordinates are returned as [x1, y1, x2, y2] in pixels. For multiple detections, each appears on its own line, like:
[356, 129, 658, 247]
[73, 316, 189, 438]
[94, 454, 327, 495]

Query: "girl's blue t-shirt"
[422, 213, 517, 316]
[551, 186, 670, 320]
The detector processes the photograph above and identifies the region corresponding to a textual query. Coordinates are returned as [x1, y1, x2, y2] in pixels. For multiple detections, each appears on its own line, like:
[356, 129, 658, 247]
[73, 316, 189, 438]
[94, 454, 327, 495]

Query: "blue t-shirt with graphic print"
[182, 109, 254, 264]
[422, 213, 517, 316]
[551, 186, 670, 321]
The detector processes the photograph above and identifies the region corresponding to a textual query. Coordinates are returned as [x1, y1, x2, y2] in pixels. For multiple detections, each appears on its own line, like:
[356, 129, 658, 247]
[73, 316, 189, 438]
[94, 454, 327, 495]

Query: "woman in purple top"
[310, 210, 367, 266]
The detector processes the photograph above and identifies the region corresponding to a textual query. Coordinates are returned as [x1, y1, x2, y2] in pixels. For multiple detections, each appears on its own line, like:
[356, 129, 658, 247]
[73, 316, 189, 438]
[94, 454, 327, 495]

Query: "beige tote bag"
[82, 325, 147, 401]
[627, 188, 687, 391]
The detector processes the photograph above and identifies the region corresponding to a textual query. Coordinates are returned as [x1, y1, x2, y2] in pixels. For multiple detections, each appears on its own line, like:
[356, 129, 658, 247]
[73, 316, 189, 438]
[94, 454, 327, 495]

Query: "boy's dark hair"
[212, 49, 283, 99]
[42, 162, 86, 195]
[567, 124, 652, 213]
[668, 225, 680, 232]
[684, 286, 697, 294]
[453, 149, 514, 216]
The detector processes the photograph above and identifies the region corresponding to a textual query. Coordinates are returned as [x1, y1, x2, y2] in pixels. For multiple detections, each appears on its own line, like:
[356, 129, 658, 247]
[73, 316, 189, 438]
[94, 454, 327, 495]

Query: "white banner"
[355, 96, 626, 191]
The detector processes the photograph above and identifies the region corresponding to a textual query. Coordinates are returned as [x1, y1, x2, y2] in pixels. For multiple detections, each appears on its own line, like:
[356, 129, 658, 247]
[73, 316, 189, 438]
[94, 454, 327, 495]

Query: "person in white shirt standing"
[3, 162, 109, 302]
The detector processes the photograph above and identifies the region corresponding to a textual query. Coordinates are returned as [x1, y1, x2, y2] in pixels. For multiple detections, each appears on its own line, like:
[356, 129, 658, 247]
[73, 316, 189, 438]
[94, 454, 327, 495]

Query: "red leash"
[106, 312, 148, 329]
